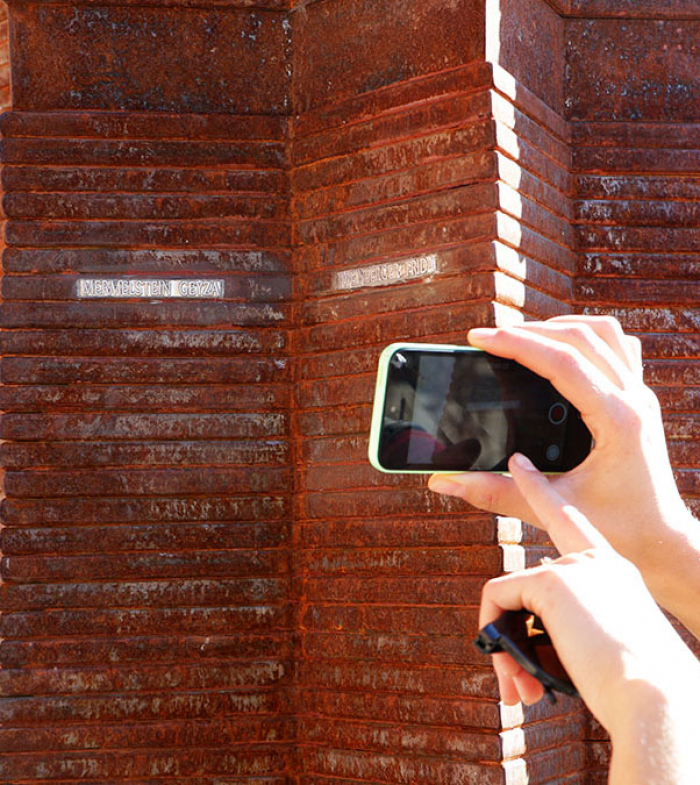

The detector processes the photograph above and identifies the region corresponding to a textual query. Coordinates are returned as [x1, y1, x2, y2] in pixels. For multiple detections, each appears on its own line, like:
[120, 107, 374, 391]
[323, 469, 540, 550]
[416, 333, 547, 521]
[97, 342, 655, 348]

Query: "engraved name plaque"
[333, 254, 437, 292]
[77, 279, 225, 299]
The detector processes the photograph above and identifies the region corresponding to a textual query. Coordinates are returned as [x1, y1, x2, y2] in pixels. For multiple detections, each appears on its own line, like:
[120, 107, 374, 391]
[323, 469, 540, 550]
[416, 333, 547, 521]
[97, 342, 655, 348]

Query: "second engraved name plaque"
[332, 254, 437, 292]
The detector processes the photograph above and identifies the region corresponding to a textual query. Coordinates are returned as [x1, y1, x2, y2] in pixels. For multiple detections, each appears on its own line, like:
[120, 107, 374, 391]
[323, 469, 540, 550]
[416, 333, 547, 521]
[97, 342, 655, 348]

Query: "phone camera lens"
[548, 402, 568, 425]
[546, 444, 561, 462]
[390, 352, 407, 370]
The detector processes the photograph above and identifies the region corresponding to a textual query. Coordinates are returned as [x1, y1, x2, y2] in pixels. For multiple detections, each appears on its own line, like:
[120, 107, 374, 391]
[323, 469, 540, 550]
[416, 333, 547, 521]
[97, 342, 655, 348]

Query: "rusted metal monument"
[0, 0, 699, 781]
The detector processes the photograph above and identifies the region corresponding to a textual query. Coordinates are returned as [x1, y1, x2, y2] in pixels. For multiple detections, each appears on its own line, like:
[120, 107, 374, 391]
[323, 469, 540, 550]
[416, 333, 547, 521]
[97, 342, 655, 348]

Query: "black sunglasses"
[474, 609, 580, 703]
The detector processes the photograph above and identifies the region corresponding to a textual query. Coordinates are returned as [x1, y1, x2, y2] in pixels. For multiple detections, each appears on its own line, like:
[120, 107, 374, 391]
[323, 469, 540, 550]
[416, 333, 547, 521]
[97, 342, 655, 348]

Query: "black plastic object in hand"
[474, 609, 580, 704]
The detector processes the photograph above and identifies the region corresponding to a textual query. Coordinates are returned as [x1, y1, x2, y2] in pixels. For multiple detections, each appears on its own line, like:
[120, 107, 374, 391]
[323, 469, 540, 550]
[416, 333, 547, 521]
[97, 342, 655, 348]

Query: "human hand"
[480, 455, 700, 783]
[429, 316, 699, 629]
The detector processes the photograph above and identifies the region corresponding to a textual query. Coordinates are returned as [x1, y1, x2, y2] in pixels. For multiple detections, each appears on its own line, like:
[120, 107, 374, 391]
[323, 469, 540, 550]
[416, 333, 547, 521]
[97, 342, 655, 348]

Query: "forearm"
[609, 678, 700, 785]
[641, 508, 700, 641]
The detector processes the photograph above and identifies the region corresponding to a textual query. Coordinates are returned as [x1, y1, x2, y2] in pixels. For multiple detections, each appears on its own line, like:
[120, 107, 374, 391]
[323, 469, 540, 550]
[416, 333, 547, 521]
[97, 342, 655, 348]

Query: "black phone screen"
[378, 348, 591, 472]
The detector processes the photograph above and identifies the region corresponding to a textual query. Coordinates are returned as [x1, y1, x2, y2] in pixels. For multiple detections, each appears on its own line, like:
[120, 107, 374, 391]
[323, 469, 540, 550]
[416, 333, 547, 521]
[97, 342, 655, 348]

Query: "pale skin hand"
[428, 316, 700, 638]
[481, 455, 700, 785]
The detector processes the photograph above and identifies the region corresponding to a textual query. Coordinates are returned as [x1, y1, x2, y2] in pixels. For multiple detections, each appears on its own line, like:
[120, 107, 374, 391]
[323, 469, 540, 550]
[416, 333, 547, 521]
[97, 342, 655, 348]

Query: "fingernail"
[510, 453, 537, 472]
[468, 328, 497, 346]
[428, 476, 464, 496]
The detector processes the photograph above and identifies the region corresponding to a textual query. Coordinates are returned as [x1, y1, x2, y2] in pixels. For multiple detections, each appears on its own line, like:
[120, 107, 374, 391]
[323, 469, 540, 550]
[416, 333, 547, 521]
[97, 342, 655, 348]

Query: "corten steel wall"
[1, 0, 700, 783]
[0, 4, 8, 111]
[0, 1, 295, 782]
[291, 2, 512, 782]
[489, 2, 591, 780]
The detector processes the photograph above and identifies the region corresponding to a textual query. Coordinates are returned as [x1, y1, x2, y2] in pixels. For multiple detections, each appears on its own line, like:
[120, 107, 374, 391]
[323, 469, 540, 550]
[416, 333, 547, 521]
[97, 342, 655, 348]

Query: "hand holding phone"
[368, 343, 591, 473]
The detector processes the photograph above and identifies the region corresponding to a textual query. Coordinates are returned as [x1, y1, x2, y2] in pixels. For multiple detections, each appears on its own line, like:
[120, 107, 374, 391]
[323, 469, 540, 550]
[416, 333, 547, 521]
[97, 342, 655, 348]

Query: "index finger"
[547, 315, 643, 378]
[467, 326, 622, 430]
[508, 452, 612, 554]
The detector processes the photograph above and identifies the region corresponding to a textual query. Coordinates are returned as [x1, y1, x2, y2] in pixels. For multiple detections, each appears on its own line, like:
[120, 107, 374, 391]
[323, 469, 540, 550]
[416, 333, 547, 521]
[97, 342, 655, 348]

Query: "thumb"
[508, 453, 612, 554]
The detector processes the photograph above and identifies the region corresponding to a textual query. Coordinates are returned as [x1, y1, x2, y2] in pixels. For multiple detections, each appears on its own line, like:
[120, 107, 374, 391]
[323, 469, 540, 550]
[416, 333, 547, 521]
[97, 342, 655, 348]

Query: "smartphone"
[368, 343, 591, 473]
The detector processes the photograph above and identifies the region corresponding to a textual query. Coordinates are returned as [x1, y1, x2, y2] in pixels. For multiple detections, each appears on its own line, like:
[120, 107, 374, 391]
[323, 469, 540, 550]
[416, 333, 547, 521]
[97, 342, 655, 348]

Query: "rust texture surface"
[1, 0, 700, 782]
[10, 4, 292, 113]
[293, 57, 506, 784]
[0, 4, 8, 112]
[0, 27, 295, 777]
